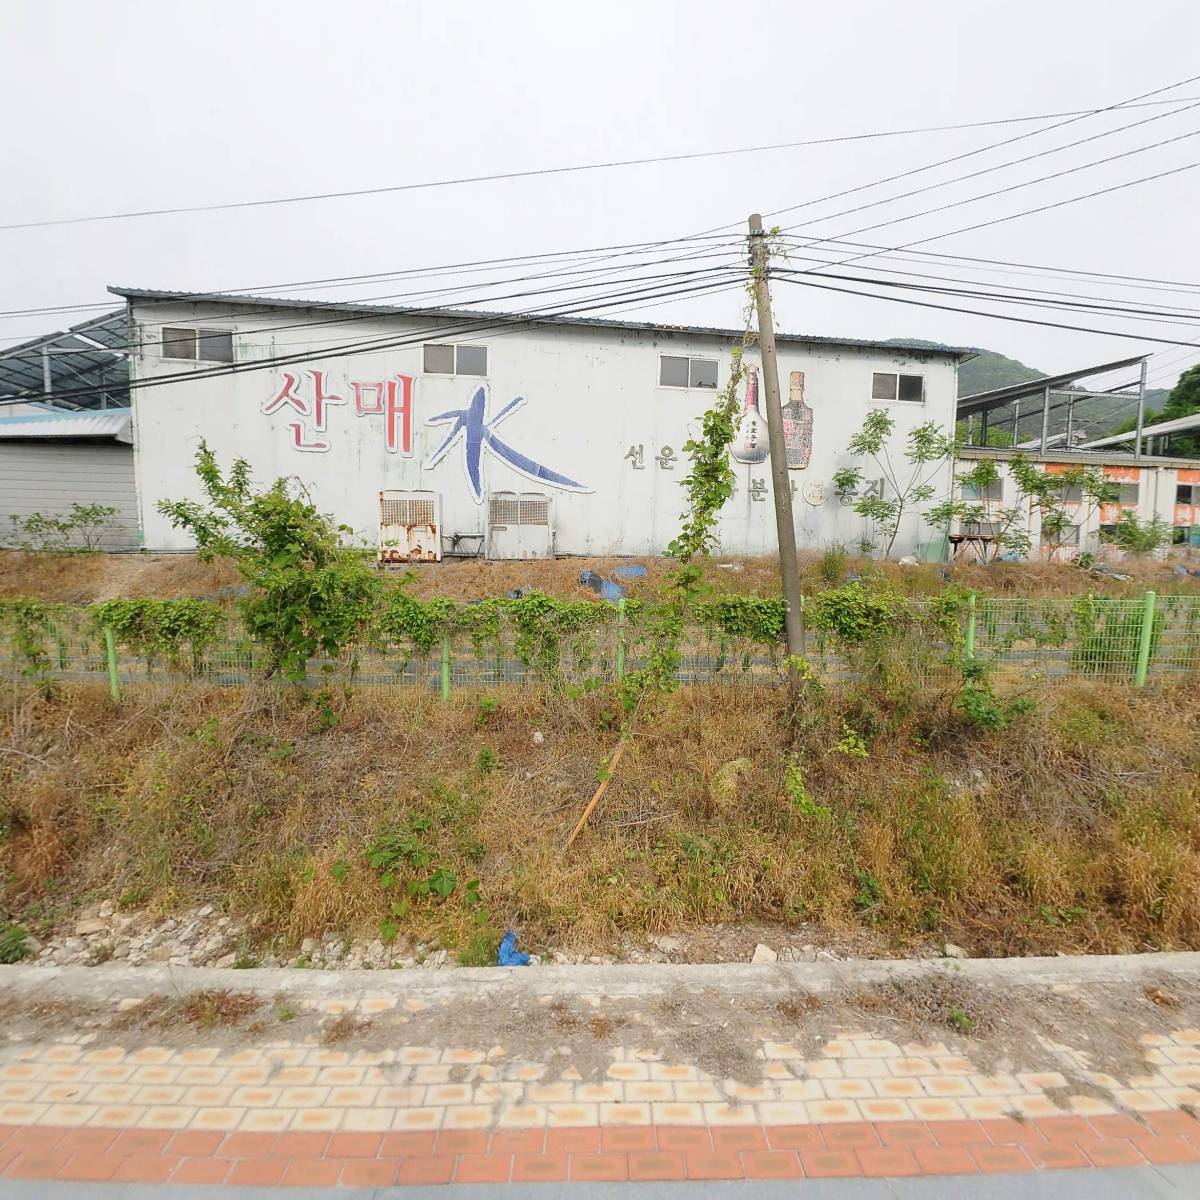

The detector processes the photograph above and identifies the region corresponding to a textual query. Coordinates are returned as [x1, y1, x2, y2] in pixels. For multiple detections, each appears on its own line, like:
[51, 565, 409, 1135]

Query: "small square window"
[660, 356, 690, 387]
[962, 480, 1002, 502]
[898, 373, 924, 402]
[423, 344, 455, 374]
[162, 327, 196, 361]
[689, 358, 718, 389]
[197, 329, 234, 363]
[1042, 523, 1080, 546]
[455, 345, 488, 376]
[1117, 483, 1139, 505]
[871, 372, 898, 401]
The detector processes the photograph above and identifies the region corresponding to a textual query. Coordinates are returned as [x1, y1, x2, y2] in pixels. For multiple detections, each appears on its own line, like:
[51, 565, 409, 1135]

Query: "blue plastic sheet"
[497, 930, 530, 966]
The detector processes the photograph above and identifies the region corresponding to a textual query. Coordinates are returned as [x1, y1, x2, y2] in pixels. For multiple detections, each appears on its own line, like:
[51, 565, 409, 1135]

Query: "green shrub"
[1101, 512, 1172, 553]
[6, 503, 118, 553]
[0, 924, 32, 964]
[158, 442, 381, 681]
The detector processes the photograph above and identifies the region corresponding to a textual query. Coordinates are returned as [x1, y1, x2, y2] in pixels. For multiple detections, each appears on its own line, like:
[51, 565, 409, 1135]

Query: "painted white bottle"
[782, 370, 813, 469]
[731, 365, 769, 464]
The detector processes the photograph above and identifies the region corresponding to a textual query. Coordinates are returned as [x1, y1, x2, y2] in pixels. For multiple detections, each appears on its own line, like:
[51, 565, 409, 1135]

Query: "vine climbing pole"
[748, 214, 806, 698]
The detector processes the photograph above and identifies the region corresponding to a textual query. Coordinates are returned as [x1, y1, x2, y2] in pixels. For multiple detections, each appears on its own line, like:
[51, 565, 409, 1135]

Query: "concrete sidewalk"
[1, 1165, 1200, 1195]
[1, 954, 1199, 1188]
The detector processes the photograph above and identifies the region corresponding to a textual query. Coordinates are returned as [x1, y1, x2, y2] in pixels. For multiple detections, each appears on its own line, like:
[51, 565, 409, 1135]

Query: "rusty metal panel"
[379, 490, 441, 563]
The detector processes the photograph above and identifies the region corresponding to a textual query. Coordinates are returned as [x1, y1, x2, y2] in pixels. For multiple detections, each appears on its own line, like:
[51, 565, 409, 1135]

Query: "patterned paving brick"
[3, 999, 1200, 1188]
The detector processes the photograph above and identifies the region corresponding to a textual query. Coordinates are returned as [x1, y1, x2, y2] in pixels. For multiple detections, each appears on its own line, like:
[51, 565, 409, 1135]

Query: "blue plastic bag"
[497, 931, 530, 966]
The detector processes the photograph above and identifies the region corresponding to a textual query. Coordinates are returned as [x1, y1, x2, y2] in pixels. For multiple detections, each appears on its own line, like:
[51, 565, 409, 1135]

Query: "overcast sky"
[2, 0, 1198, 393]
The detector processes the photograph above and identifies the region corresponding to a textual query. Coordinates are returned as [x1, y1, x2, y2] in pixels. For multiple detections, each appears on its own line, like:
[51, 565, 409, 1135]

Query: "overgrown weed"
[2, 673, 1198, 958]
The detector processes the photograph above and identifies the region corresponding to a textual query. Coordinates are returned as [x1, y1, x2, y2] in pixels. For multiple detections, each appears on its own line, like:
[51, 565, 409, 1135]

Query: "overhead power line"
[774, 272, 1200, 348]
[773, 266, 1200, 326]
[795, 160, 1200, 277]
[0, 231, 739, 321]
[8, 225, 1199, 338]
[2, 252, 745, 363]
[777, 100, 1200, 238]
[9, 74, 1200, 325]
[684, 72, 1200, 245]
[778, 236, 1200, 295]
[785, 126, 1200, 249]
[1, 269, 748, 408]
[6, 95, 1200, 233]
[775, 250, 1200, 316]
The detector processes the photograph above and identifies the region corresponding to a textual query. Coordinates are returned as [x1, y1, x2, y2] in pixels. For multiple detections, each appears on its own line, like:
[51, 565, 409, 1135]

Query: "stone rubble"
[27, 903, 855, 972]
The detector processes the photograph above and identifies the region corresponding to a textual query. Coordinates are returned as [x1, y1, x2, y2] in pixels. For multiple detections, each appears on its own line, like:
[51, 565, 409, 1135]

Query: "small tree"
[1101, 511, 1172, 554]
[1158, 365, 1200, 458]
[6, 503, 118, 552]
[926, 458, 1031, 558]
[158, 441, 381, 681]
[832, 409, 958, 558]
[1006, 456, 1116, 562]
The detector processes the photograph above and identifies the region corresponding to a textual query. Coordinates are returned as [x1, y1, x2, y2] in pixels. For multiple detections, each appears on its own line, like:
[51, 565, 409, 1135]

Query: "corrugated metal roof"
[108, 286, 973, 359]
[0, 409, 132, 442]
[0, 310, 131, 410]
[957, 354, 1148, 416]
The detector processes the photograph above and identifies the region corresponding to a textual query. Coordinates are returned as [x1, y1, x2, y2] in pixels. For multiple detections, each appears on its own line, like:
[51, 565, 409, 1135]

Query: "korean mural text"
[262, 369, 413, 455]
[261, 373, 587, 503]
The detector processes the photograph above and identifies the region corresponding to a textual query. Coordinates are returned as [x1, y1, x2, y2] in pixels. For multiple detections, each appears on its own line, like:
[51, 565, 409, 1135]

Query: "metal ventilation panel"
[379, 490, 441, 563]
[487, 491, 553, 560]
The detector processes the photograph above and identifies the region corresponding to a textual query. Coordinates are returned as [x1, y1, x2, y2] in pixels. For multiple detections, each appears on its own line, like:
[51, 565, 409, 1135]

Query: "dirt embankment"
[2, 547, 1198, 606]
[2, 673, 1198, 964]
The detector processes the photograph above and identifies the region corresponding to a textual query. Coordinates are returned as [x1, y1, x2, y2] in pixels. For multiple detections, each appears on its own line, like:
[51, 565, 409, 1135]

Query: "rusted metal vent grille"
[489, 496, 521, 525]
[519, 497, 550, 525]
[381, 498, 436, 526]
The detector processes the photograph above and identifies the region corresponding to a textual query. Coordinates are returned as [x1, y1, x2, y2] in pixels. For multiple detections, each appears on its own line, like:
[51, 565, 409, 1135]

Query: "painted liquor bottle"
[782, 370, 813, 469]
[730, 365, 769, 464]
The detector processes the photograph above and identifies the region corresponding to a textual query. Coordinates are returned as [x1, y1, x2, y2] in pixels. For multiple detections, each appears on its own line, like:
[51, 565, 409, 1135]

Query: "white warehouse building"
[115, 288, 970, 560]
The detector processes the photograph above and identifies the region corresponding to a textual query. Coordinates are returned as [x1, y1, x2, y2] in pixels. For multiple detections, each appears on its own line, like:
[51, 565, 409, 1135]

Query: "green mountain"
[957, 349, 1044, 397]
[883, 340, 1044, 396]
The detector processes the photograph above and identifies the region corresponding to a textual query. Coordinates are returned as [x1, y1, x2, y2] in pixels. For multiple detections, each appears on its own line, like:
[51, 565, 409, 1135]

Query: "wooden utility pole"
[748, 214, 805, 686]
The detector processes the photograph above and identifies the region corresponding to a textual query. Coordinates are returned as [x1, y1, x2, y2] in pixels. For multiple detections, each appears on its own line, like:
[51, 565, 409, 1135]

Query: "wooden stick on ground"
[564, 738, 628, 849]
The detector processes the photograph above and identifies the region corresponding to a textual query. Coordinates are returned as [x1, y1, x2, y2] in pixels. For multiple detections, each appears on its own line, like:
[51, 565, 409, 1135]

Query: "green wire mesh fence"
[1, 591, 1197, 696]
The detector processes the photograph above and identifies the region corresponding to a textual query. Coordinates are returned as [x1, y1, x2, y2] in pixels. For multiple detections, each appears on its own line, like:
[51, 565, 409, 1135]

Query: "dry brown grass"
[180, 990, 262, 1030]
[3, 546, 1198, 608]
[1, 670, 1199, 959]
[322, 1012, 370, 1045]
[0, 551, 240, 603]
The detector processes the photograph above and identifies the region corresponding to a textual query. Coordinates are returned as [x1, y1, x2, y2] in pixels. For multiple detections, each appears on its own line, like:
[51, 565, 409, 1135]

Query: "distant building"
[0, 409, 138, 550]
[957, 360, 1200, 558]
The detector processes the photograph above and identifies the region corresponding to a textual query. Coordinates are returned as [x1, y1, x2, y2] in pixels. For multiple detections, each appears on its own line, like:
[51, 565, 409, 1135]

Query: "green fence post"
[103, 626, 121, 703]
[440, 631, 451, 702]
[965, 593, 977, 662]
[615, 598, 626, 680]
[1134, 589, 1157, 687]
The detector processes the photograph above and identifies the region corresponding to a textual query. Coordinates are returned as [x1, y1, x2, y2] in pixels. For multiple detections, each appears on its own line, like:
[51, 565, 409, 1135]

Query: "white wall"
[128, 300, 962, 558]
[950, 453, 1183, 561]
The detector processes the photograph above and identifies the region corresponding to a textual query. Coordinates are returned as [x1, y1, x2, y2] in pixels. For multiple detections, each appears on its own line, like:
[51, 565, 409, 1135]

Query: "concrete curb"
[2, 951, 1198, 1006]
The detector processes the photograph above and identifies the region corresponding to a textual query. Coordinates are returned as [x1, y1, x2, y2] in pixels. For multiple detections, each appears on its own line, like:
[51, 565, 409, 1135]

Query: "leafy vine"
[93, 598, 223, 673]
